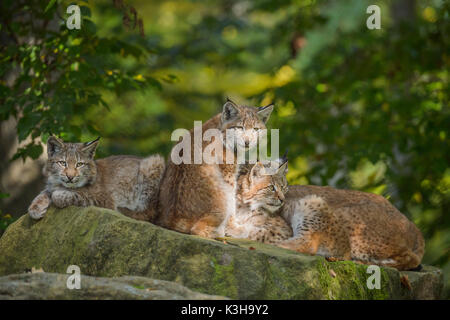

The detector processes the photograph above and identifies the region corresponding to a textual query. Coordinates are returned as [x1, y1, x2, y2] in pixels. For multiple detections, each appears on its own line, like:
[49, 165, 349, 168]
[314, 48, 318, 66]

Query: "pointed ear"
[276, 160, 288, 176]
[47, 136, 64, 157]
[257, 104, 274, 123]
[221, 100, 240, 123]
[250, 162, 266, 182]
[81, 137, 100, 158]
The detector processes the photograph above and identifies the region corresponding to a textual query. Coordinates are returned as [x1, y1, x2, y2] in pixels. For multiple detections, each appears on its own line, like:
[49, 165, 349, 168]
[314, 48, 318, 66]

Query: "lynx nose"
[66, 175, 74, 182]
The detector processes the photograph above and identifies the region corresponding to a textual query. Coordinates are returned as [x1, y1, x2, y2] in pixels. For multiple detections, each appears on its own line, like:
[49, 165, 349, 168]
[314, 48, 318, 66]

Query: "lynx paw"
[28, 194, 51, 220]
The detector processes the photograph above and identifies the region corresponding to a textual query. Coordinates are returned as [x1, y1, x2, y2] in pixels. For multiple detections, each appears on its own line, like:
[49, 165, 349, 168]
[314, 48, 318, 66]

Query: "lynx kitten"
[225, 160, 292, 244]
[28, 136, 165, 222]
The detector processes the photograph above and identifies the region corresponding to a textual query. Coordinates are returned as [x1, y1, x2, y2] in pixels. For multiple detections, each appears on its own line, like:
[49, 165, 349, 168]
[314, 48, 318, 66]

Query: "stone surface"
[0, 206, 444, 299]
[0, 272, 227, 300]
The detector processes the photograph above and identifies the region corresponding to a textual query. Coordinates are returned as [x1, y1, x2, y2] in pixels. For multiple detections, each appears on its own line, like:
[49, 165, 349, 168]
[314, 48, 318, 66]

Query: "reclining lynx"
[156, 99, 274, 238]
[241, 162, 425, 270]
[28, 136, 165, 222]
[276, 185, 424, 270]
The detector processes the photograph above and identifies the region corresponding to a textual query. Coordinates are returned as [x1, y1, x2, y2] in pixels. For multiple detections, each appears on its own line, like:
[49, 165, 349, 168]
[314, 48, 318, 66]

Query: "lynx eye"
[231, 126, 244, 130]
[267, 185, 276, 192]
[76, 162, 85, 168]
[57, 161, 67, 167]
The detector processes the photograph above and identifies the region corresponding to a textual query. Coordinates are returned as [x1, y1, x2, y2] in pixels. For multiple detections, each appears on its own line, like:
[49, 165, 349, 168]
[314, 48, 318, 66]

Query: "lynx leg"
[225, 216, 248, 238]
[375, 250, 421, 271]
[277, 233, 321, 255]
[191, 215, 225, 238]
[135, 155, 165, 222]
[28, 191, 51, 220]
[390, 250, 422, 271]
[51, 190, 89, 208]
[247, 227, 288, 245]
[118, 207, 156, 222]
[247, 227, 270, 243]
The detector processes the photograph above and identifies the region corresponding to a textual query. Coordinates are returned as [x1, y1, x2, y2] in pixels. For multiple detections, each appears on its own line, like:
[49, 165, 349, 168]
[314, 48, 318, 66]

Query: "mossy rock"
[0, 206, 443, 299]
[0, 272, 227, 300]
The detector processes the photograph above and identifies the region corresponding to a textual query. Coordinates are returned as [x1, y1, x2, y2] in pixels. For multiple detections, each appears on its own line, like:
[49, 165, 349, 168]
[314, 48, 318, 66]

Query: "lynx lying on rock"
[277, 185, 424, 270]
[239, 160, 425, 270]
[28, 136, 165, 222]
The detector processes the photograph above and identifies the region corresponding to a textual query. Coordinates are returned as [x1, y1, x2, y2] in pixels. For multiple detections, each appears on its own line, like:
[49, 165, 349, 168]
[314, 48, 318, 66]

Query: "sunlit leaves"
[0, 0, 160, 162]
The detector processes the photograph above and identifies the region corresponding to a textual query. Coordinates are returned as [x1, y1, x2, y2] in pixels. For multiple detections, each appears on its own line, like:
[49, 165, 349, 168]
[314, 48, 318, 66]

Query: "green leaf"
[44, 0, 58, 13]
[80, 6, 91, 18]
[0, 193, 10, 199]
[27, 144, 44, 159]
[83, 19, 97, 34]
[17, 112, 41, 142]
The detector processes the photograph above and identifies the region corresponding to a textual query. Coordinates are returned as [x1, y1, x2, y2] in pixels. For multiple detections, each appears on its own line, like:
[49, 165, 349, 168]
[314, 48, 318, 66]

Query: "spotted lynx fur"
[241, 160, 425, 270]
[28, 136, 165, 222]
[276, 185, 424, 270]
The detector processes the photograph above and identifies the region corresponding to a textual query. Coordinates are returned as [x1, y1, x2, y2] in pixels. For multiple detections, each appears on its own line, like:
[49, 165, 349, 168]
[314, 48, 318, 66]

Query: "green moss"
[211, 257, 238, 298]
[132, 284, 146, 290]
[316, 259, 391, 299]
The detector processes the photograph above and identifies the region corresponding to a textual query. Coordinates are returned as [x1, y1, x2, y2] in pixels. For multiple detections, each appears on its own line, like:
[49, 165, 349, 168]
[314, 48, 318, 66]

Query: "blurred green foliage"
[0, 213, 15, 237]
[0, 193, 13, 237]
[0, 0, 161, 160]
[0, 0, 448, 297]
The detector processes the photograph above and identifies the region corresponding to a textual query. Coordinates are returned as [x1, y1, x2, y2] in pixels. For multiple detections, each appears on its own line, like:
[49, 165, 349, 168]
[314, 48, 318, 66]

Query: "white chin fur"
[62, 178, 87, 189]
[62, 182, 79, 189]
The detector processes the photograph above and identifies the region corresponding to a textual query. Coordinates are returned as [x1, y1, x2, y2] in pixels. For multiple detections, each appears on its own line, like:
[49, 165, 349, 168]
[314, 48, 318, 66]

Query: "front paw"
[28, 196, 51, 220]
[51, 190, 73, 208]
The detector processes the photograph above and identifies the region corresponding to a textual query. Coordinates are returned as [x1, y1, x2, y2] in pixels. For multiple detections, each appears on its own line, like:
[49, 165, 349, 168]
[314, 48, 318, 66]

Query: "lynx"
[225, 160, 293, 244]
[276, 185, 425, 270]
[28, 136, 165, 222]
[234, 158, 424, 270]
[239, 159, 426, 271]
[156, 99, 274, 238]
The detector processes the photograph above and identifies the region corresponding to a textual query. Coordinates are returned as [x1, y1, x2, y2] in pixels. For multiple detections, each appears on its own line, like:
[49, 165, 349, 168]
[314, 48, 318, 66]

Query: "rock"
[0, 272, 226, 300]
[0, 273, 225, 300]
[0, 206, 444, 299]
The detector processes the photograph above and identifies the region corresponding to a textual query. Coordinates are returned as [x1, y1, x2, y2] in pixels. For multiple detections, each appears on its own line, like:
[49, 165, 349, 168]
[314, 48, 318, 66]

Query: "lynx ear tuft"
[47, 136, 64, 157]
[221, 100, 240, 123]
[81, 137, 100, 158]
[257, 103, 274, 123]
[280, 148, 289, 165]
[84, 136, 100, 147]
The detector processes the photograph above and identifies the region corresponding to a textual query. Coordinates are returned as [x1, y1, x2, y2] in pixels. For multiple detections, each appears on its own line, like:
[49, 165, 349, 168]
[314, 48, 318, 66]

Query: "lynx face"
[46, 136, 99, 189]
[220, 100, 273, 151]
[241, 161, 289, 215]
